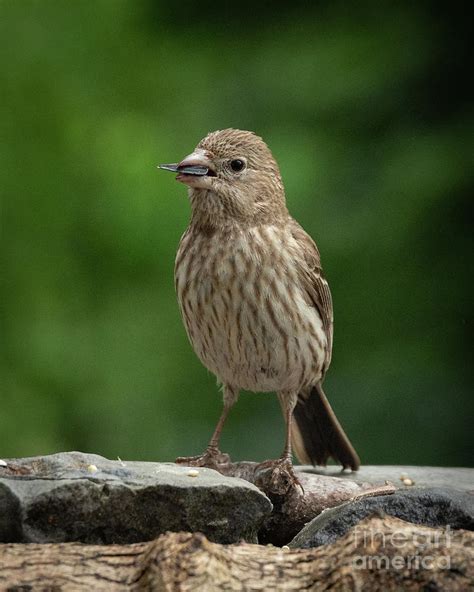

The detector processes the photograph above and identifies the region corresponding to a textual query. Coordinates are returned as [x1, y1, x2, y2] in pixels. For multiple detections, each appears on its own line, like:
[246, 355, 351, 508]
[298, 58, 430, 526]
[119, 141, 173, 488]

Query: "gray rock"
[0, 452, 272, 545]
[299, 464, 474, 491]
[290, 487, 474, 549]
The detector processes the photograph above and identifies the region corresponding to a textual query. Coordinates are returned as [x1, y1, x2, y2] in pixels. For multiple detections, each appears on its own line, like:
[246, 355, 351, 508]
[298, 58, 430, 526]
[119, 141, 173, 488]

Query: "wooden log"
[0, 516, 471, 591]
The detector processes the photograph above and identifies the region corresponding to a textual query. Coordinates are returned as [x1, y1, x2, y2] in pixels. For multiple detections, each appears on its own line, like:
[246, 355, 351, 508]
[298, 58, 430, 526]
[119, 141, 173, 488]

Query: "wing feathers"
[290, 220, 334, 373]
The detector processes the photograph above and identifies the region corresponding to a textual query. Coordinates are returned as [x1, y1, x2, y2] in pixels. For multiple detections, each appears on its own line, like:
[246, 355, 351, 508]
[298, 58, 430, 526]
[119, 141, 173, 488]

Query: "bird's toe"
[175, 448, 231, 469]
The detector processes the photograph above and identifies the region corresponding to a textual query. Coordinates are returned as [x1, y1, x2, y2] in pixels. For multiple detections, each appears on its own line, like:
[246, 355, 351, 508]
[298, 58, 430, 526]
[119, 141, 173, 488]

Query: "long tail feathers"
[292, 383, 360, 470]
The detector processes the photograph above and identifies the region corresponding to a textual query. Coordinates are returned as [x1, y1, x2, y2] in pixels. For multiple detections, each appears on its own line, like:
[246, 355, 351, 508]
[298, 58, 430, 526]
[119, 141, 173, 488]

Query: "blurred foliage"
[1, 0, 472, 466]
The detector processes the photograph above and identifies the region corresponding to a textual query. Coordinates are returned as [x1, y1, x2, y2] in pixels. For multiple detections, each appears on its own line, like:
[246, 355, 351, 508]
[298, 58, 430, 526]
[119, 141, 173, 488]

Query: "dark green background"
[1, 1, 472, 466]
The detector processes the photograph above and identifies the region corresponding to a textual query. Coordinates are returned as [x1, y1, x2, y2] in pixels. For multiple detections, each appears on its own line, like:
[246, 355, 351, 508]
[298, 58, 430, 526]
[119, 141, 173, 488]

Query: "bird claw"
[256, 457, 305, 496]
[175, 447, 231, 470]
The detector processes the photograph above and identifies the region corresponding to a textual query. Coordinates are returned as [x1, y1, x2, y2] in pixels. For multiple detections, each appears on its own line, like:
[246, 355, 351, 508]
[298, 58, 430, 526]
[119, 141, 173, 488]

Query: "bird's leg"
[175, 386, 238, 469]
[257, 392, 304, 495]
[281, 407, 294, 461]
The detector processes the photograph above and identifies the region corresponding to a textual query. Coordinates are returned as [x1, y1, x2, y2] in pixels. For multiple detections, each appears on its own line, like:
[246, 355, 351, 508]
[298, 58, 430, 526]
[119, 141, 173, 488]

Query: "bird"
[159, 128, 360, 488]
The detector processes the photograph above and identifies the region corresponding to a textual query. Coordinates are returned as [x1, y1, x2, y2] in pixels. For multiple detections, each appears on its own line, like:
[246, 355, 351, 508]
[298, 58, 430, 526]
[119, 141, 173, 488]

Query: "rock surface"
[1, 453, 472, 549]
[290, 486, 474, 549]
[299, 464, 474, 491]
[0, 452, 272, 545]
[209, 462, 474, 545]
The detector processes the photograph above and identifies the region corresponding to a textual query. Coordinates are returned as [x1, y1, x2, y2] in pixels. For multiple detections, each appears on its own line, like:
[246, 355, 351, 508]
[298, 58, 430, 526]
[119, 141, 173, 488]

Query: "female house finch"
[160, 129, 360, 486]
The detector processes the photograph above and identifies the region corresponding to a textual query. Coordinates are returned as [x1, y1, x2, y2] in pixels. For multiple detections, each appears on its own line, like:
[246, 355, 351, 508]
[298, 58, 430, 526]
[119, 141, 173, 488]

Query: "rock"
[290, 486, 474, 549]
[299, 464, 474, 492]
[0, 452, 272, 545]
[216, 463, 474, 546]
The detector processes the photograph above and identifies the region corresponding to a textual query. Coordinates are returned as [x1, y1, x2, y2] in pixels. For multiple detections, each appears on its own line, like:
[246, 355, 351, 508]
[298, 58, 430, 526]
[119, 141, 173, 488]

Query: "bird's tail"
[292, 383, 360, 470]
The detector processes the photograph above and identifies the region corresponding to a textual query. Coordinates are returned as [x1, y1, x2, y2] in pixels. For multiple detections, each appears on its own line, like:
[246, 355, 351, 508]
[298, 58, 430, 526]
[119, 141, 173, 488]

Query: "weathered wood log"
[0, 516, 471, 591]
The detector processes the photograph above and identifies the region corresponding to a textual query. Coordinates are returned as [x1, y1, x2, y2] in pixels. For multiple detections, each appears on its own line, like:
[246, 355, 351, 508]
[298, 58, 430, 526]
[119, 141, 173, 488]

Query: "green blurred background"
[1, 1, 472, 466]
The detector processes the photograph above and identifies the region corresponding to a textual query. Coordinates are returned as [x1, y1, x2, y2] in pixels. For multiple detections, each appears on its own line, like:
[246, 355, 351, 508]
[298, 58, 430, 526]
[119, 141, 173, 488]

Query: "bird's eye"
[230, 159, 245, 172]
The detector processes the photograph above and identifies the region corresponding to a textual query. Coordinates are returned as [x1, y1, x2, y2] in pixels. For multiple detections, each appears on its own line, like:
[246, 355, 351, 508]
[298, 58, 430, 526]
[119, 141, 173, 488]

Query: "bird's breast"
[175, 225, 327, 392]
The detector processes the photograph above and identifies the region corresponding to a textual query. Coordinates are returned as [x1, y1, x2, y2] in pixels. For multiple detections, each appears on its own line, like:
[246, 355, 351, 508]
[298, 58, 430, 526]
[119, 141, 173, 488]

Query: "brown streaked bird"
[159, 128, 360, 487]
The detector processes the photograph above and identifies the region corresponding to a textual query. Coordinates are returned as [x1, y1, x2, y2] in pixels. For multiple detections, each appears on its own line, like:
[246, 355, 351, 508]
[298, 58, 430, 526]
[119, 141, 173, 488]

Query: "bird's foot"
[175, 446, 231, 470]
[256, 457, 304, 496]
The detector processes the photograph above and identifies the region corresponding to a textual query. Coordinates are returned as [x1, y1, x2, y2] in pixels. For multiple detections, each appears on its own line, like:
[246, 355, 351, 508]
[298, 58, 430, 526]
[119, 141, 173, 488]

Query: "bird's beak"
[178, 149, 215, 174]
[158, 149, 216, 184]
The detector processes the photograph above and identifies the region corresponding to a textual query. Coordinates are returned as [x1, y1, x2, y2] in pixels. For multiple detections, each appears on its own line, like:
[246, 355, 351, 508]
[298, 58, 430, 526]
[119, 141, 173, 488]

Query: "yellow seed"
[187, 469, 199, 477]
[402, 478, 414, 486]
[87, 464, 98, 473]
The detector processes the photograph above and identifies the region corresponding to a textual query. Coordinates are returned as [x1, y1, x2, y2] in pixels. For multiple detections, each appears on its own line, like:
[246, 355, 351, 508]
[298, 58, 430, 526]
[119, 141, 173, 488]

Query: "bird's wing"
[290, 220, 334, 373]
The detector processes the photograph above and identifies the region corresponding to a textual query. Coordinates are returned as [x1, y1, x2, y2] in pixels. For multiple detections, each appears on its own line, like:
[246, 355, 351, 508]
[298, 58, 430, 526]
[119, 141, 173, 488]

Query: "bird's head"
[161, 129, 287, 231]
